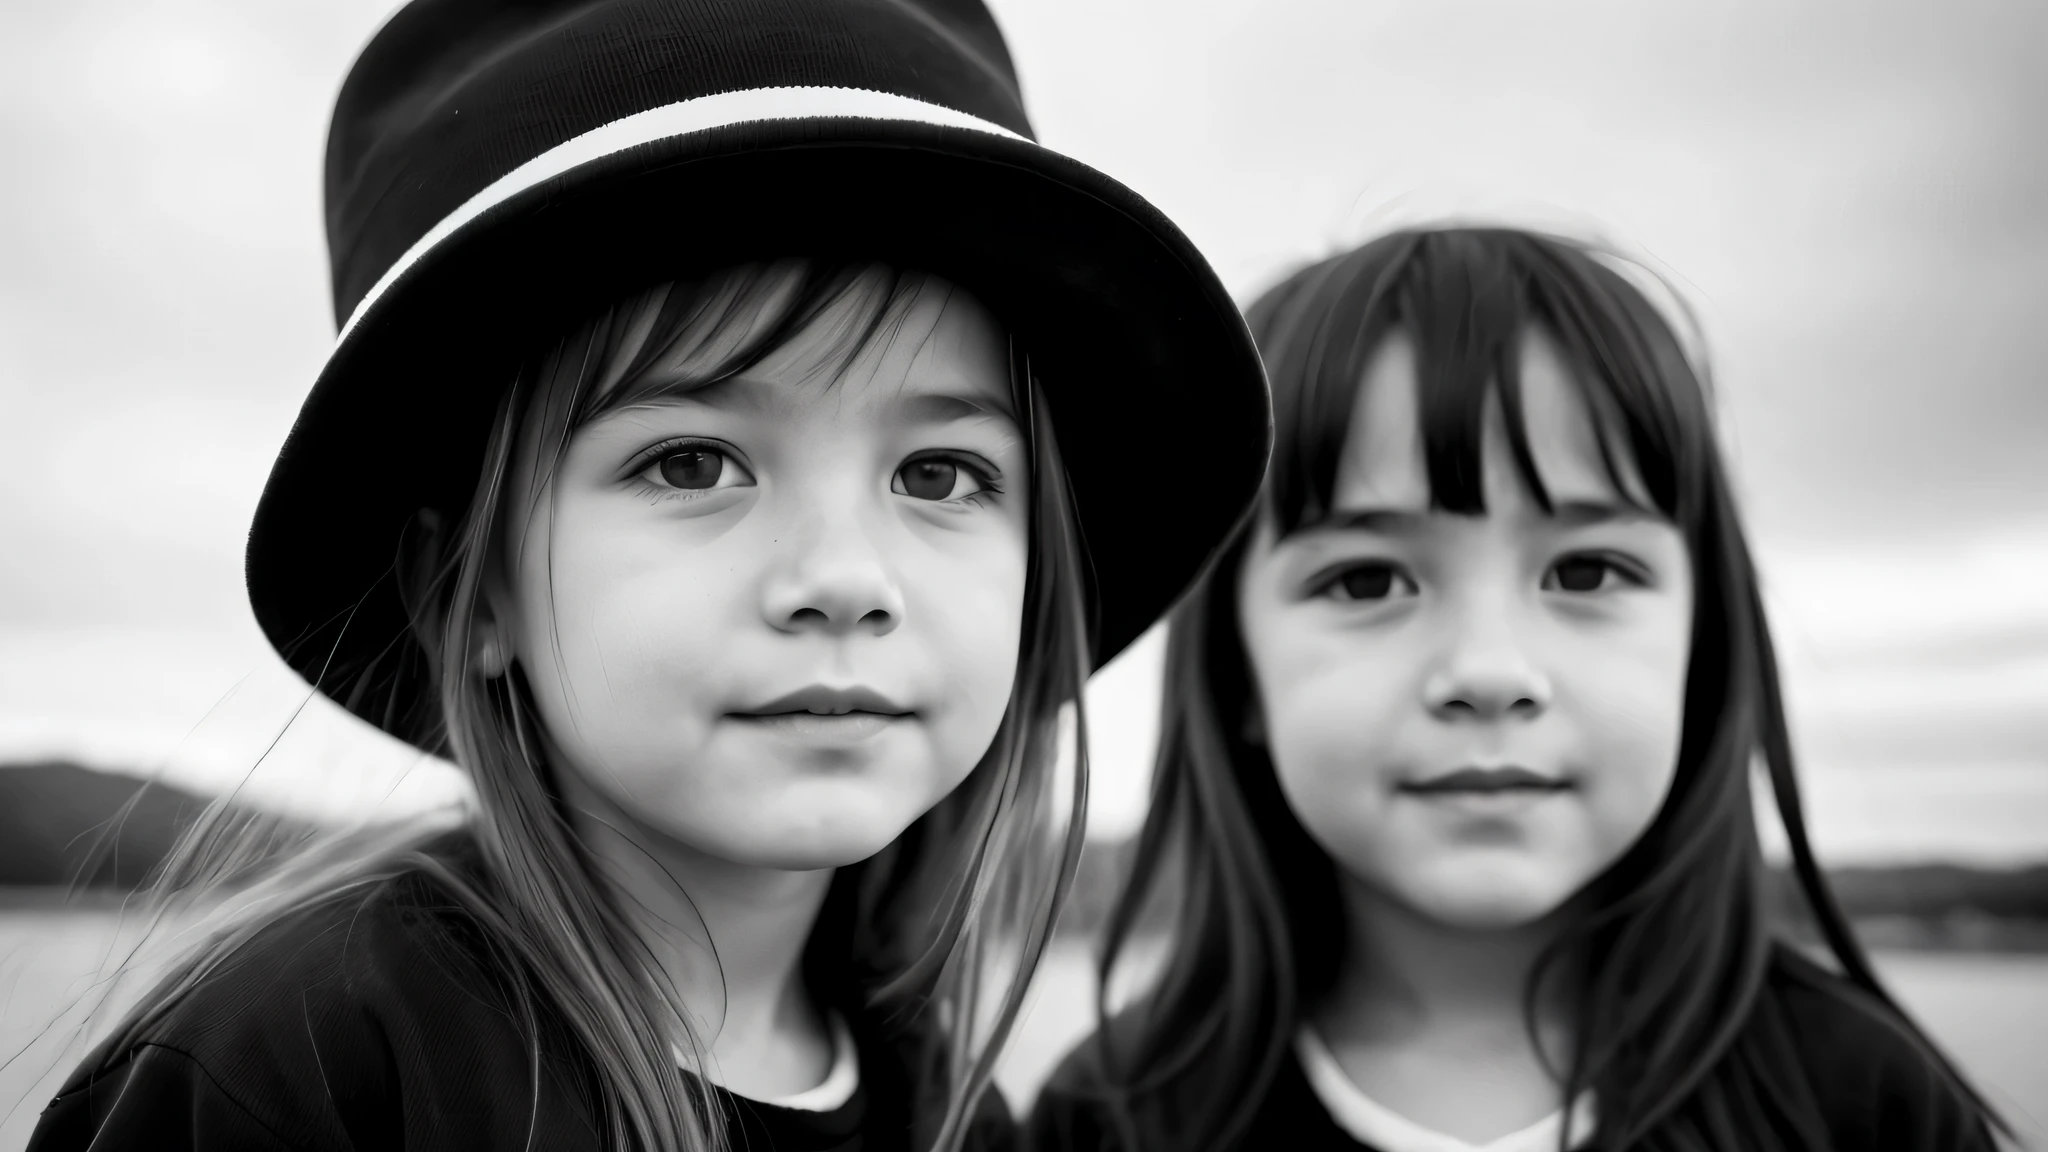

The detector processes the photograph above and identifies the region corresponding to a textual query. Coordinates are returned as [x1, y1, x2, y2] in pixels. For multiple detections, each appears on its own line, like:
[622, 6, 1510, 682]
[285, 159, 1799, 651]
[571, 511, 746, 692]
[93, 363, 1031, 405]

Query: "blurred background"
[2, 0, 2044, 1146]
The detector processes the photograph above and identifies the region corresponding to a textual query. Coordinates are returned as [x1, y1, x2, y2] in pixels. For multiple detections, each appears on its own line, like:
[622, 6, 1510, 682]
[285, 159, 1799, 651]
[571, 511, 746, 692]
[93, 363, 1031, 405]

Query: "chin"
[1398, 870, 1579, 932]
[729, 841, 888, 872]
[1414, 896, 1558, 931]
[700, 808, 921, 872]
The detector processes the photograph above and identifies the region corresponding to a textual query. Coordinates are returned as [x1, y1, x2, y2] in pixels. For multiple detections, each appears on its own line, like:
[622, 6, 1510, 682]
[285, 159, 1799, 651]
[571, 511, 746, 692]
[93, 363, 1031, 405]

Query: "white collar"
[679, 1012, 861, 1113]
[1294, 1026, 1596, 1152]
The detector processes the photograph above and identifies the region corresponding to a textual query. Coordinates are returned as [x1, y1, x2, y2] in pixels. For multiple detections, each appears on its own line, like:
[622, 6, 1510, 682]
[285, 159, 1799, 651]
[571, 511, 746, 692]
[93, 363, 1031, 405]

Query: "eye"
[1318, 562, 1417, 602]
[640, 442, 753, 492]
[1545, 554, 1638, 593]
[893, 455, 994, 502]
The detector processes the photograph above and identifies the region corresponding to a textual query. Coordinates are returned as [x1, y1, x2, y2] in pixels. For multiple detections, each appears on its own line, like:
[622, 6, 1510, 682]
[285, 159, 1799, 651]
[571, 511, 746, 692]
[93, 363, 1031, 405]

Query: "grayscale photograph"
[0, 1, 2042, 1149]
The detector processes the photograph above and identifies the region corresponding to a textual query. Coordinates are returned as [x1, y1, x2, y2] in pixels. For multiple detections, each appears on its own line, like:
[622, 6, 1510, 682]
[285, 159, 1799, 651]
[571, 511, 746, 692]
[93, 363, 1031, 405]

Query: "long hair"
[87, 261, 1092, 1152]
[1092, 229, 2000, 1151]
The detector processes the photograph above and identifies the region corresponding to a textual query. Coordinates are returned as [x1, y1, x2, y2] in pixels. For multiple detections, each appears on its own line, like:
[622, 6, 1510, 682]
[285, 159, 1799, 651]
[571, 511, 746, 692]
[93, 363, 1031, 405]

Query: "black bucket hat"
[249, 0, 1271, 747]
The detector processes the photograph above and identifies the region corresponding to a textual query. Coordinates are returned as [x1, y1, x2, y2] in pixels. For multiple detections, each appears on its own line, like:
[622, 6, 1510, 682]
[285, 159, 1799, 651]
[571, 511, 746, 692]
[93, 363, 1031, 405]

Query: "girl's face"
[1236, 331, 1694, 930]
[496, 279, 1030, 871]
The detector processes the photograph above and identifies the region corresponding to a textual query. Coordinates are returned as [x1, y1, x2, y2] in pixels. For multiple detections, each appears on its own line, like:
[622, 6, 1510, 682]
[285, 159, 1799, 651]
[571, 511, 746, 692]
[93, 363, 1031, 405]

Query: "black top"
[1026, 946, 1995, 1152]
[29, 867, 1012, 1152]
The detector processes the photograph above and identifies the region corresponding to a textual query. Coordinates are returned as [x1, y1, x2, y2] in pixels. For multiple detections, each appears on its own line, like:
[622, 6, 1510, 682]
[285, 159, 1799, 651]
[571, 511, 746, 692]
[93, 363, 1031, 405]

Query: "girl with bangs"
[1029, 228, 2001, 1152]
[28, 2, 1269, 1151]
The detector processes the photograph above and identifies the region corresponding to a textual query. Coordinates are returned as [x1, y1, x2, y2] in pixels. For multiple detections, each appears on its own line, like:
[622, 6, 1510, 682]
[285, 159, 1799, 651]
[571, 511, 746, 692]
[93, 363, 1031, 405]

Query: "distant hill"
[0, 760, 302, 891]
[1793, 862, 2048, 922]
[9, 760, 2044, 949]
[1771, 863, 2048, 951]
[1055, 835, 2048, 951]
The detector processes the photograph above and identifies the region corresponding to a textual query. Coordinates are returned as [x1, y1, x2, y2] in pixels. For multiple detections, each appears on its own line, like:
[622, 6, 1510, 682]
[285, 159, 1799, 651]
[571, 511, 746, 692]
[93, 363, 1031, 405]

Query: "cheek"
[915, 531, 1028, 769]
[1243, 613, 1413, 848]
[1264, 658, 1404, 784]
[1254, 651, 1429, 922]
[506, 505, 734, 760]
[1570, 600, 1694, 847]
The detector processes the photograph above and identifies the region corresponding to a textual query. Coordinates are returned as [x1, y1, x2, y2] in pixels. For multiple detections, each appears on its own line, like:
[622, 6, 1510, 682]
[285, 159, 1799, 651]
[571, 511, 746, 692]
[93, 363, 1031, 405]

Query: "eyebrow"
[1297, 498, 1656, 535]
[595, 373, 756, 419]
[896, 389, 1017, 425]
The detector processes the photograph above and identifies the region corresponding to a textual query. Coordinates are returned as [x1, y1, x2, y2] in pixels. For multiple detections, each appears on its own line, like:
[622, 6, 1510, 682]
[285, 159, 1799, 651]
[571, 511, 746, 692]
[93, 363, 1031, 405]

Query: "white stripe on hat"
[337, 85, 1030, 341]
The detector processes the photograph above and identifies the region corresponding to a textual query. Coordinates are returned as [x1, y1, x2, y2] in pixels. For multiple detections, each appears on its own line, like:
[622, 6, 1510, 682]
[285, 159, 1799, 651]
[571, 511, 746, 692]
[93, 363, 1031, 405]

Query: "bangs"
[1250, 229, 1710, 535]
[496, 260, 995, 525]
[578, 261, 953, 425]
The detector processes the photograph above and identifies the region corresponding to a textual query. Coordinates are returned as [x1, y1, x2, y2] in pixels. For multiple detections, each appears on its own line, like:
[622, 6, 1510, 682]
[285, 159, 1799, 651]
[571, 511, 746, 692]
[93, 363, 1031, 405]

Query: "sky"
[1, 0, 2044, 863]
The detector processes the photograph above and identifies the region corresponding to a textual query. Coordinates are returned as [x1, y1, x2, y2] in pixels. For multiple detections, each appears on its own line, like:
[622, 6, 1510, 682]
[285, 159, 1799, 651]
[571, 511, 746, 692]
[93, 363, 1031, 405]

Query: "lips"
[728, 686, 912, 745]
[1399, 766, 1569, 796]
[733, 685, 912, 720]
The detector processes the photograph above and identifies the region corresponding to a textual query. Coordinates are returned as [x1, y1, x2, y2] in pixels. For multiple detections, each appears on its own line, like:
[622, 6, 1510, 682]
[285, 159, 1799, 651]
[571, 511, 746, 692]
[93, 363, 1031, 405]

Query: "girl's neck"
[1317, 874, 1576, 1055]
[552, 763, 837, 1098]
[1305, 876, 1584, 1144]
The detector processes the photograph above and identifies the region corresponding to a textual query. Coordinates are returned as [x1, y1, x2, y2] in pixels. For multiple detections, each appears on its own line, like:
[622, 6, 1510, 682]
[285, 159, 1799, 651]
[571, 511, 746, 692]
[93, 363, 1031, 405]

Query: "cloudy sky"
[2, 0, 2043, 862]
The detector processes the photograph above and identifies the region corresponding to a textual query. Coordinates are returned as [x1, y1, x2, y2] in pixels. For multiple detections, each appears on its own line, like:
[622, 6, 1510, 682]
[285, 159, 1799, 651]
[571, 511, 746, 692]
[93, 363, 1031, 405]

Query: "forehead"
[582, 270, 1019, 432]
[1332, 329, 1638, 513]
[743, 275, 1014, 413]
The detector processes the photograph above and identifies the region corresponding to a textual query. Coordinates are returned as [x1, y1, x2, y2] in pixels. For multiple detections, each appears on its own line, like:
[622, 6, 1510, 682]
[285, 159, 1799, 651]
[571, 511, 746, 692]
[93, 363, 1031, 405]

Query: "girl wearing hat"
[1028, 228, 2002, 1152]
[29, 3, 1268, 1151]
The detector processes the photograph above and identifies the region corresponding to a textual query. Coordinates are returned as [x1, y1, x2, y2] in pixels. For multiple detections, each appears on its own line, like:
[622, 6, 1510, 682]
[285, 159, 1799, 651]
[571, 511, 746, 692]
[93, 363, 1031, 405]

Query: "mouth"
[1398, 766, 1571, 797]
[728, 685, 913, 740]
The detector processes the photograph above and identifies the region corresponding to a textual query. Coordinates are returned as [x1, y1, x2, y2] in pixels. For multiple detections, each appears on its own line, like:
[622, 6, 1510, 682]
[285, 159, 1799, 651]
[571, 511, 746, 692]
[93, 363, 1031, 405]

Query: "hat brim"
[248, 119, 1271, 746]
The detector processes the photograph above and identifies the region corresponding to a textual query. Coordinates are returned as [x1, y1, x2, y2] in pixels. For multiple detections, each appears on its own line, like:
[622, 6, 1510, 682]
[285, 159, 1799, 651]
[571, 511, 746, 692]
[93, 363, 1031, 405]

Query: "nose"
[1422, 603, 1550, 722]
[759, 508, 904, 638]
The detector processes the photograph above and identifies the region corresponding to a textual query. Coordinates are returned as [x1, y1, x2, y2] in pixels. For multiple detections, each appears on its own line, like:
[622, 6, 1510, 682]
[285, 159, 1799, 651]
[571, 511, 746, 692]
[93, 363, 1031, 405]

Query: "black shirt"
[1026, 946, 1996, 1152]
[29, 868, 1013, 1152]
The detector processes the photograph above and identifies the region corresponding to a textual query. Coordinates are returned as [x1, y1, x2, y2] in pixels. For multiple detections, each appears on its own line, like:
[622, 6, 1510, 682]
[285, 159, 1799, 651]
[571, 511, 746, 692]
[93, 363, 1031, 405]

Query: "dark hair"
[1090, 229, 2002, 1151]
[88, 262, 1091, 1152]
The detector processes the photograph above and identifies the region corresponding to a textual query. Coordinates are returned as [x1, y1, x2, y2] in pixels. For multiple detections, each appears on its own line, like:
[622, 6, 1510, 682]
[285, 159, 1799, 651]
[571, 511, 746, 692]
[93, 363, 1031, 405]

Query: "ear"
[469, 600, 512, 679]
[400, 506, 514, 680]
[469, 553, 516, 679]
